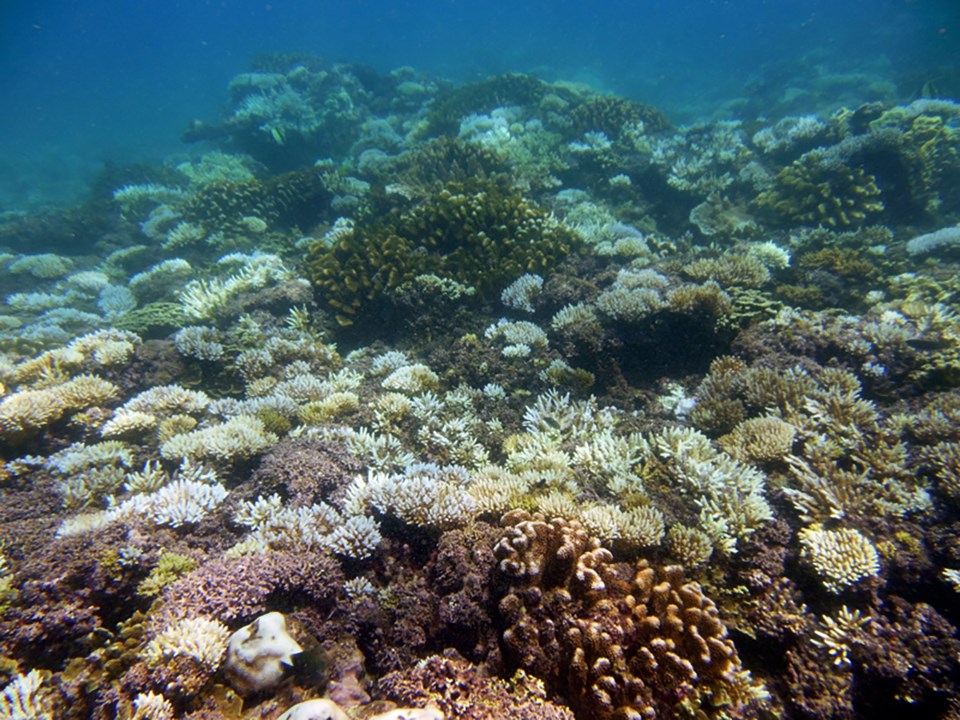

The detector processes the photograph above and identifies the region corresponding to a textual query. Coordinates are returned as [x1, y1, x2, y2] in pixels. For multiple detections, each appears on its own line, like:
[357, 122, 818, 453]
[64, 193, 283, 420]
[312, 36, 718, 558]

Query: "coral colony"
[1, 59, 960, 720]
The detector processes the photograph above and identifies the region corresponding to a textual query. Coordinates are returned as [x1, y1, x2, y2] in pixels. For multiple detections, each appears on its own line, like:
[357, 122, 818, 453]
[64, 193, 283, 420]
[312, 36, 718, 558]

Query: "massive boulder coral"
[492, 510, 764, 720]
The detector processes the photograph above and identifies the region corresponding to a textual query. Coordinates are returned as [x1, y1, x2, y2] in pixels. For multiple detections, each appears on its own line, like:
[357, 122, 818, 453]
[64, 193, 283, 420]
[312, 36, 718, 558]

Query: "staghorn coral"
[154, 550, 343, 628]
[493, 511, 765, 720]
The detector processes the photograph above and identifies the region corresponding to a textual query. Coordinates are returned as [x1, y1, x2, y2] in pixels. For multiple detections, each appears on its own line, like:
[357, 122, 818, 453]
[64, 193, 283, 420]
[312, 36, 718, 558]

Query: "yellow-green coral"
[569, 95, 671, 138]
[137, 553, 199, 598]
[305, 179, 580, 327]
[757, 154, 883, 228]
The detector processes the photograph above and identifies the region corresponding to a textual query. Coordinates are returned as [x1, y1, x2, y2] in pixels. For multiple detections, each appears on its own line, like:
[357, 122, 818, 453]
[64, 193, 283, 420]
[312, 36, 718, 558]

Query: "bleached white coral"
[371, 350, 410, 376]
[500, 274, 543, 313]
[122, 384, 210, 415]
[179, 276, 232, 321]
[317, 425, 415, 472]
[596, 286, 665, 322]
[381, 363, 440, 394]
[8, 253, 73, 279]
[905, 225, 960, 255]
[484, 319, 548, 356]
[46, 440, 133, 476]
[746, 240, 791, 270]
[6, 291, 69, 312]
[343, 576, 377, 599]
[579, 503, 664, 547]
[651, 426, 772, 553]
[810, 605, 871, 669]
[799, 525, 880, 593]
[56, 510, 114, 538]
[550, 302, 601, 334]
[572, 430, 647, 496]
[232, 497, 342, 554]
[113, 468, 228, 528]
[942, 568, 960, 592]
[129, 258, 193, 299]
[0, 389, 65, 437]
[123, 460, 169, 494]
[179, 253, 295, 321]
[326, 514, 383, 560]
[97, 285, 137, 317]
[68, 329, 141, 367]
[101, 410, 158, 439]
[174, 326, 224, 361]
[351, 464, 477, 530]
[469, 466, 532, 515]
[0, 669, 53, 720]
[160, 415, 278, 463]
[522, 390, 617, 441]
[131, 691, 174, 720]
[113, 183, 186, 211]
[751, 115, 827, 154]
[144, 617, 230, 670]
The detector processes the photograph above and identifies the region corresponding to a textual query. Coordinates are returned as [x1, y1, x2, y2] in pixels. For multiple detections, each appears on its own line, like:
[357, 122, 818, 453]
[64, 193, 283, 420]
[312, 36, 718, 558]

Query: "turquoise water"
[2, 0, 957, 208]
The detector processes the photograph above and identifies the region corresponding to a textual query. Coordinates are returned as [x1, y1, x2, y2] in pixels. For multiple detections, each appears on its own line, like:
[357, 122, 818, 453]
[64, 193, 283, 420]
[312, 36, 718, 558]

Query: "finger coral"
[493, 510, 765, 719]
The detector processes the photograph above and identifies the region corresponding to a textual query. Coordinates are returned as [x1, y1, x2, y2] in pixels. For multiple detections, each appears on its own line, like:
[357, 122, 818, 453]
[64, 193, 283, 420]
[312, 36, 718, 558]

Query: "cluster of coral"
[0, 56, 959, 720]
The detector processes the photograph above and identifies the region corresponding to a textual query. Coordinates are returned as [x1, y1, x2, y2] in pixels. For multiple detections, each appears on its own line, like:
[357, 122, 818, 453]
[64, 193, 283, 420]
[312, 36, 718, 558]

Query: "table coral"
[493, 510, 765, 720]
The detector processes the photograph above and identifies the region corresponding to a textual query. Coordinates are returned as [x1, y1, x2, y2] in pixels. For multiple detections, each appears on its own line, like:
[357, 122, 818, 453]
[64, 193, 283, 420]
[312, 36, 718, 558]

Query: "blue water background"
[1, 0, 957, 209]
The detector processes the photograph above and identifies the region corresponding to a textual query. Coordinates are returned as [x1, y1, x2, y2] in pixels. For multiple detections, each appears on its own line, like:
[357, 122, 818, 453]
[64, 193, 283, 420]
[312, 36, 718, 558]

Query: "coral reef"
[1, 61, 960, 720]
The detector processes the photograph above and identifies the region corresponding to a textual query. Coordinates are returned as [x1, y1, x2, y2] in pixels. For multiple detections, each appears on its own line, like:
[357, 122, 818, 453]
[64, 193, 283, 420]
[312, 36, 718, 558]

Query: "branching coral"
[159, 415, 279, 463]
[305, 179, 579, 328]
[798, 525, 880, 593]
[143, 616, 230, 671]
[756, 151, 883, 228]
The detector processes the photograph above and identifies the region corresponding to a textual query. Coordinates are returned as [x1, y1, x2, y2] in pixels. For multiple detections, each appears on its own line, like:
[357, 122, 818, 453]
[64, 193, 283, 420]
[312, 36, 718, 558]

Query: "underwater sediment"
[0, 57, 959, 719]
